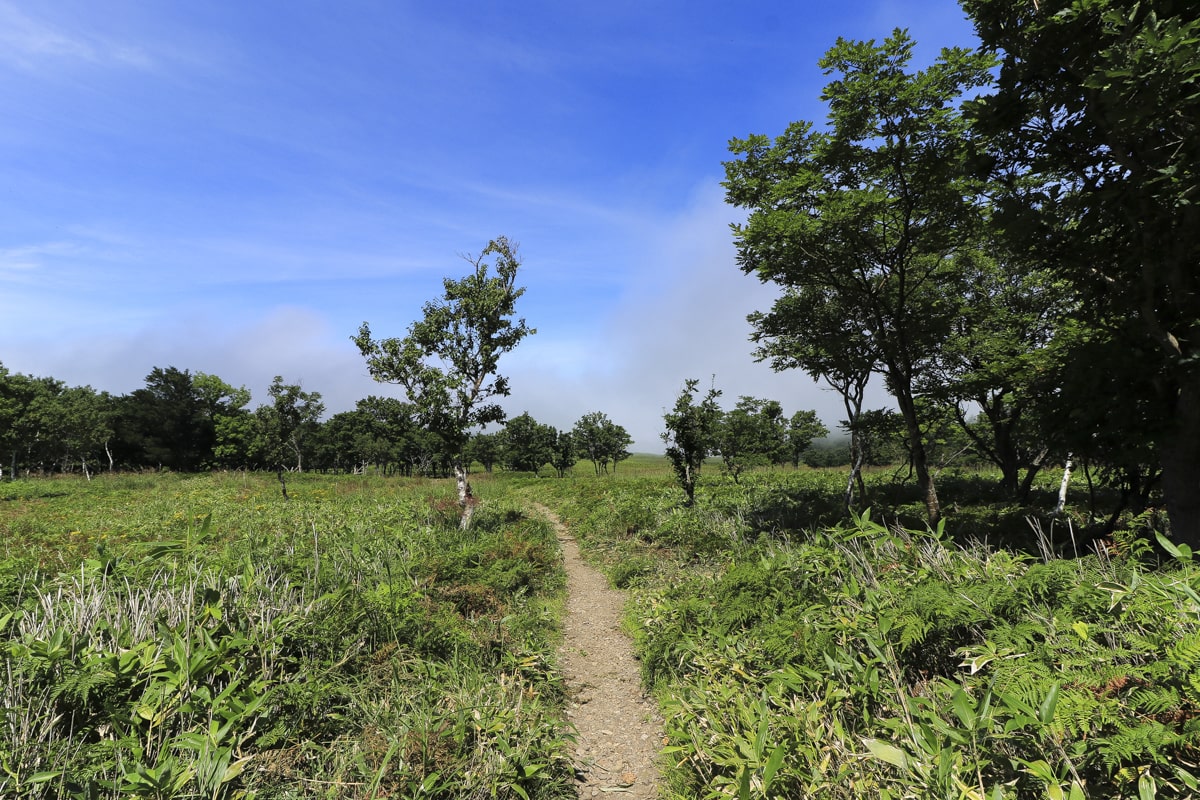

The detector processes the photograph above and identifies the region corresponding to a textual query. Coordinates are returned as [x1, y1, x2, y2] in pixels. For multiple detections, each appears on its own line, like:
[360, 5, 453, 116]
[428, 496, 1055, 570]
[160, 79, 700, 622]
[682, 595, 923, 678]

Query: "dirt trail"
[533, 504, 664, 799]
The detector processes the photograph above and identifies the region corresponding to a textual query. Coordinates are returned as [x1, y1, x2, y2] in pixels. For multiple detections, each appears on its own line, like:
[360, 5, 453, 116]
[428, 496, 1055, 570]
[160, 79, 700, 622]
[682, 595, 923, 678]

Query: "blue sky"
[1, 0, 978, 451]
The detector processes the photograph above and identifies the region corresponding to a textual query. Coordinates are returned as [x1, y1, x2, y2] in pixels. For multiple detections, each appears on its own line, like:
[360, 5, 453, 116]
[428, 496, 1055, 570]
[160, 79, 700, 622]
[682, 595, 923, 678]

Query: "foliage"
[501, 412, 556, 474]
[571, 412, 633, 475]
[962, 0, 1200, 546]
[714, 397, 786, 483]
[354, 236, 535, 526]
[725, 29, 997, 525]
[661, 379, 722, 506]
[532, 468, 1200, 800]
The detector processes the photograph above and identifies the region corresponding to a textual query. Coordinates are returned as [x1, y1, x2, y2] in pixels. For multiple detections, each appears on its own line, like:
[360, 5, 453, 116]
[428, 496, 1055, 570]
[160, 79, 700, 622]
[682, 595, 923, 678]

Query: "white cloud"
[499, 180, 854, 450]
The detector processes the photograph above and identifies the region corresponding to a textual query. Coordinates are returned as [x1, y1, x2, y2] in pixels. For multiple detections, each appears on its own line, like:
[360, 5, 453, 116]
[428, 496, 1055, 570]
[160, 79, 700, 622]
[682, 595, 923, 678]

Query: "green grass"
[3, 462, 1177, 800]
[1, 472, 574, 800]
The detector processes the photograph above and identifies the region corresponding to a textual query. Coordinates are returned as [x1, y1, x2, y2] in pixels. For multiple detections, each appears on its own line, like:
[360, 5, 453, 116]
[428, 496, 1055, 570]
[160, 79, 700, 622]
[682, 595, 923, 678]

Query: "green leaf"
[952, 687, 976, 728]
[863, 738, 909, 771]
[763, 744, 787, 789]
[1139, 771, 1157, 800]
[1157, 531, 1191, 562]
[28, 772, 62, 784]
[1039, 683, 1060, 726]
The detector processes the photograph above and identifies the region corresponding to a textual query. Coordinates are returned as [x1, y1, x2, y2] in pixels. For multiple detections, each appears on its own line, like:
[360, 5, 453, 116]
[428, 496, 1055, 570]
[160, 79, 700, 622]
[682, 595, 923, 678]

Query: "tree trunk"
[455, 460, 476, 530]
[845, 435, 865, 511]
[1159, 378, 1200, 550]
[895, 388, 940, 525]
[1054, 454, 1073, 516]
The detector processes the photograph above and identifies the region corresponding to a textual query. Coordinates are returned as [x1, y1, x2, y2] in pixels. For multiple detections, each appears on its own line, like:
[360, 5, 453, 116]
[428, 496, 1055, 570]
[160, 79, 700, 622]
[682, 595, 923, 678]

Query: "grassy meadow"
[4, 461, 1200, 799]
[1, 471, 573, 799]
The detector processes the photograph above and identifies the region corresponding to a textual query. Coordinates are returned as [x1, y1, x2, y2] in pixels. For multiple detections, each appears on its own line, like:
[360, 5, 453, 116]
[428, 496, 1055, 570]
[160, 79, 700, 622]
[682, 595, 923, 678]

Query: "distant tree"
[0, 367, 63, 476]
[550, 430, 577, 478]
[257, 377, 324, 498]
[787, 410, 829, 469]
[116, 367, 209, 470]
[725, 30, 995, 525]
[662, 379, 722, 506]
[354, 237, 534, 528]
[501, 412, 556, 474]
[572, 411, 633, 475]
[56, 386, 114, 479]
[714, 396, 789, 483]
[466, 432, 503, 473]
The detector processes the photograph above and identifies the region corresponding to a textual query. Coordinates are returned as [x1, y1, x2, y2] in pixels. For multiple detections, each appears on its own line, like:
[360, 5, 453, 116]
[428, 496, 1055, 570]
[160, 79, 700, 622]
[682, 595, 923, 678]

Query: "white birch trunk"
[455, 463, 475, 530]
[1054, 454, 1073, 515]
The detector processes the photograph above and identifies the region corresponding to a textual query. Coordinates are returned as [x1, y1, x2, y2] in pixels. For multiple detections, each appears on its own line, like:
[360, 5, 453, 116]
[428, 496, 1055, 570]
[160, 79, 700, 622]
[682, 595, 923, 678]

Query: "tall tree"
[724, 30, 995, 524]
[963, 0, 1200, 545]
[117, 367, 211, 470]
[354, 236, 534, 528]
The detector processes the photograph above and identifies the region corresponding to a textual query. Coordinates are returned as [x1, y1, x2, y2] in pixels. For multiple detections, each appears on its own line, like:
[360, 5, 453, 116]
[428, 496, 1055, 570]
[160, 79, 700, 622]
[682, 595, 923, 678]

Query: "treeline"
[0, 361, 839, 482]
[0, 363, 636, 479]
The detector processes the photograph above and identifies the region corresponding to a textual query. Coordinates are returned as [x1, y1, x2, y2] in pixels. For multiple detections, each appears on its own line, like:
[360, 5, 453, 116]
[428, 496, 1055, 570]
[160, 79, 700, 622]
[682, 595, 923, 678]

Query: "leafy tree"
[725, 30, 995, 525]
[116, 367, 210, 470]
[0, 367, 65, 476]
[550, 430, 576, 478]
[56, 385, 114, 478]
[354, 237, 534, 528]
[787, 410, 829, 469]
[919, 250, 1067, 498]
[213, 411, 266, 470]
[257, 377, 324, 497]
[963, 0, 1200, 545]
[714, 397, 790, 483]
[501, 412, 556, 474]
[572, 411, 633, 475]
[466, 432, 503, 474]
[662, 379, 722, 506]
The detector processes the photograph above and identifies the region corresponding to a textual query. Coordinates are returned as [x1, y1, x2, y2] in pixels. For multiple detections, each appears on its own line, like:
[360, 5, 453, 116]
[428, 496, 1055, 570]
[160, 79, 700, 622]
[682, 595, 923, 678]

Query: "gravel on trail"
[534, 505, 665, 799]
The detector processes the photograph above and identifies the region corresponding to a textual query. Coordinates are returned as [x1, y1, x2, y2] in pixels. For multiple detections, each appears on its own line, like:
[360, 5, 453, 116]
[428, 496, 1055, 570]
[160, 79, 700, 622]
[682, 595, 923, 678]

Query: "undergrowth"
[529, 469, 1200, 800]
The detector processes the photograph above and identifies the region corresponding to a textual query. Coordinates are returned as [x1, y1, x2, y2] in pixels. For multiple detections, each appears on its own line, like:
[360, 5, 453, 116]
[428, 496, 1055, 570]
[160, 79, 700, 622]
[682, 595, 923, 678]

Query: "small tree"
[662, 379, 722, 506]
[787, 410, 829, 469]
[354, 236, 534, 528]
[715, 396, 789, 483]
[550, 430, 576, 478]
[466, 432, 503, 473]
[573, 411, 633, 475]
[258, 376, 324, 498]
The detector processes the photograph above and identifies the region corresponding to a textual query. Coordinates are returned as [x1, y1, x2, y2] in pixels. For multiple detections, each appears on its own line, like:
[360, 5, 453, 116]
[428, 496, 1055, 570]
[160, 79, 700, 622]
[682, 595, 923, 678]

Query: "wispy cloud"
[0, 2, 155, 72]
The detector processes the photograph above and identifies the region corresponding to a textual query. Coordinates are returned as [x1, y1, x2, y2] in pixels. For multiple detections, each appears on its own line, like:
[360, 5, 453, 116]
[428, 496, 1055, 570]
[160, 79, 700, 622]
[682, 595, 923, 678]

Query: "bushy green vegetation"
[530, 468, 1200, 800]
[1, 472, 572, 800]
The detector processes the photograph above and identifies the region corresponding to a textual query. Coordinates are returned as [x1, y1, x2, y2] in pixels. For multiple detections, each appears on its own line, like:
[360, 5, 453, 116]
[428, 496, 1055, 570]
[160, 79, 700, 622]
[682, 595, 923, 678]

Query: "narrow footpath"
[533, 505, 664, 799]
